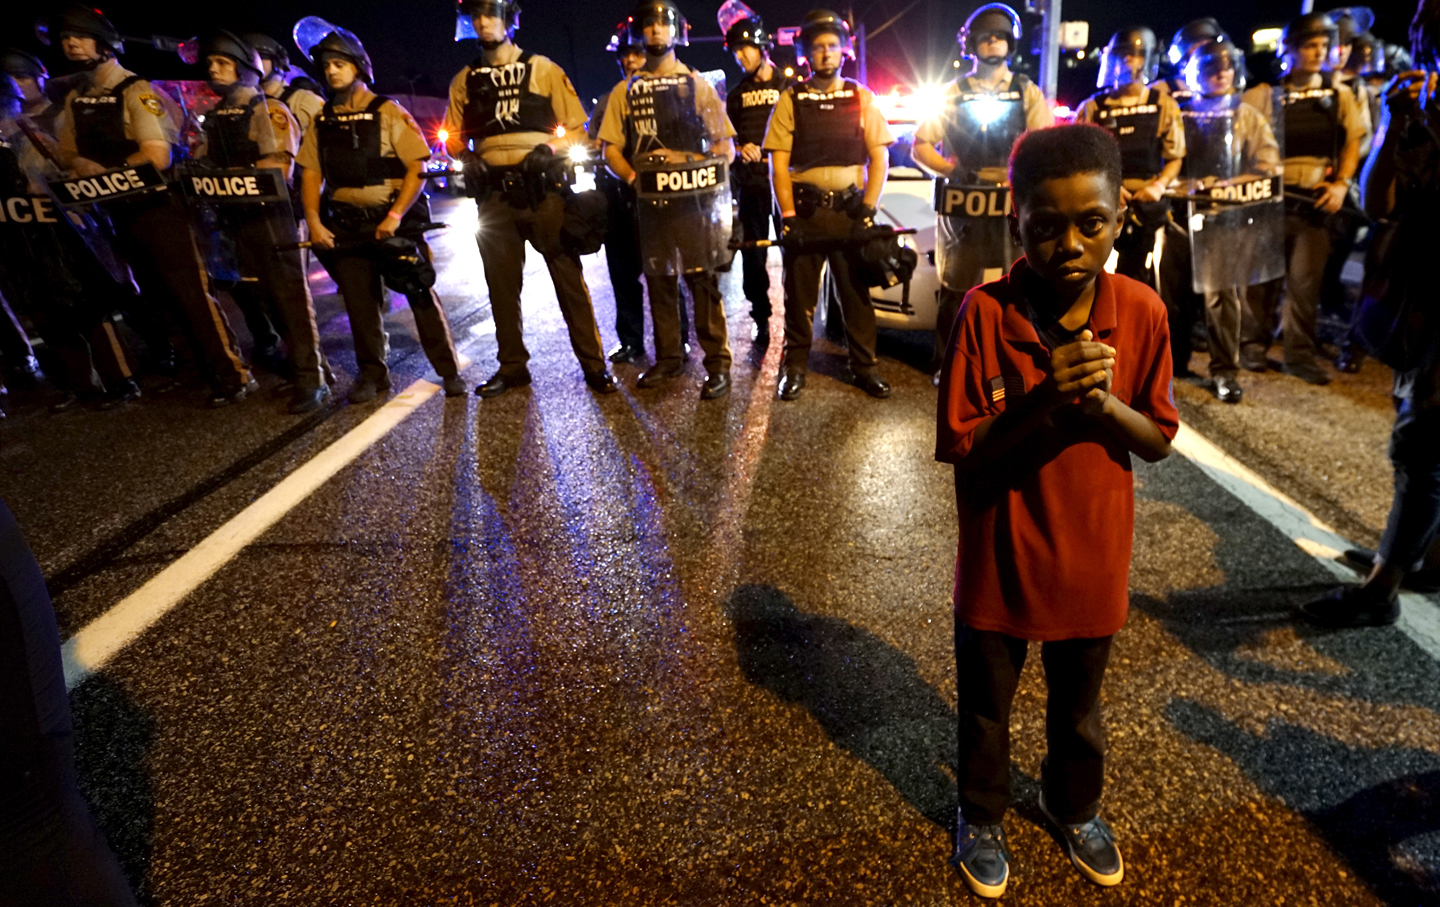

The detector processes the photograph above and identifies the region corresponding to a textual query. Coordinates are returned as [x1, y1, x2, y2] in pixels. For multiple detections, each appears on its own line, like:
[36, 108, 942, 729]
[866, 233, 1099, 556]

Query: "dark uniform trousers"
[1379, 399, 1440, 572]
[111, 194, 251, 392]
[600, 174, 648, 352]
[1243, 208, 1331, 368]
[317, 227, 459, 383]
[0, 296, 35, 371]
[477, 192, 606, 378]
[735, 162, 777, 322]
[1157, 219, 1202, 374]
[646, 268, 731, 374]
[955, 623, 1113, 826]
[781, 204, 879, 377]
[228, 210, 326, 393]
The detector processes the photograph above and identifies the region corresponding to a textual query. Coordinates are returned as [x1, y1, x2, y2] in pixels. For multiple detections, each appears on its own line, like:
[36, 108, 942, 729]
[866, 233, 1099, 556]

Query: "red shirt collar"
[997, 257, 1119, 346]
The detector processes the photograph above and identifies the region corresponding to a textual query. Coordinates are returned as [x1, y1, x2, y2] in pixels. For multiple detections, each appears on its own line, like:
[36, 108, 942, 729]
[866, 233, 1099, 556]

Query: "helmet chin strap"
[479, 38, 505, 50]
[644, 42, 670, 57]
[978, 54, 1006, 66]
[812, 64, 838, 78]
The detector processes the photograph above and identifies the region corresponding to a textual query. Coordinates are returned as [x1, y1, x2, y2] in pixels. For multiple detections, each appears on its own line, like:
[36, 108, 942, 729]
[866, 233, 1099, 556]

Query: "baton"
[1281, 190, 1368, 221]
[275, 221, 449, 252]
[732, 226, 918, 253]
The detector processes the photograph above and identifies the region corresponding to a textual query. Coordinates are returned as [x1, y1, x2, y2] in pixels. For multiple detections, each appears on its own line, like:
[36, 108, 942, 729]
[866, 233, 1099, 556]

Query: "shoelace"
[1069, 817, 1114, 849]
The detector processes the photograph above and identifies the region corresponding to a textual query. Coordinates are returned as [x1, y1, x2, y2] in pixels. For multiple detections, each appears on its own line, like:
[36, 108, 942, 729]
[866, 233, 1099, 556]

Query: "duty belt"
[793, 182, 859, 215]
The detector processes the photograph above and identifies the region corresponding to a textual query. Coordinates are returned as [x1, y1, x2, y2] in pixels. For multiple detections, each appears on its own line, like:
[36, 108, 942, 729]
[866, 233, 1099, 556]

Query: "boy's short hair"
[1008, 124, 1123, 206]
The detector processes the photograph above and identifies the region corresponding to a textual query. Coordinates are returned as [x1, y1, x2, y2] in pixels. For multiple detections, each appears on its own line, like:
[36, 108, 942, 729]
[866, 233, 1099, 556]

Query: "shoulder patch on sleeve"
[139, 94, 163, 116]
[270, 108, 290, 132]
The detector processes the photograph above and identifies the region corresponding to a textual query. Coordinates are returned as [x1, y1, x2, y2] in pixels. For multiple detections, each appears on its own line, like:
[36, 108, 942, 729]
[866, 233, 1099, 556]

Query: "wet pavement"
[2, 195, 1439, 905]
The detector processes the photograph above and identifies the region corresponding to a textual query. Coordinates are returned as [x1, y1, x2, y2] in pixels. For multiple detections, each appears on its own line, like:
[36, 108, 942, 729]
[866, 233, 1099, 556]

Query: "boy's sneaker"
[1039, 793, 1124, 887]
[950, 812, 1010, 898]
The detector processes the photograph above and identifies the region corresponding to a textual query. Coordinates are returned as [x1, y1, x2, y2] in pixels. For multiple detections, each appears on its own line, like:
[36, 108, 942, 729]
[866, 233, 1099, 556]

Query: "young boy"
[935, 124, 1178, 898]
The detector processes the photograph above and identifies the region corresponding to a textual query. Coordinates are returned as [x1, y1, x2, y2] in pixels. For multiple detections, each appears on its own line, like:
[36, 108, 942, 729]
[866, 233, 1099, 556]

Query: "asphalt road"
[2, 195, 1438, 905]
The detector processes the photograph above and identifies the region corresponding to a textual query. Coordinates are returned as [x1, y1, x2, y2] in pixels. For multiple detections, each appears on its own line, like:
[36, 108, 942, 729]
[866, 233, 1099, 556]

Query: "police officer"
[1241, 13, 1369, 385]
[1158, 19, 1228, 102]
[1078, 28, 1185, 284]
[1325, 7, 1375, 373]
[246, 33, 325, 141]
[589, 22, 650, 365]
[2, 48, 60, 137]
[764, 9, 893, 401]
[297, 22, 465, 402]
[1177, 38, 1281, 403]
[442, 0, 615, 398]
[912, 3, 1051, 369]
[725, 13, 791, 345]
[50, 4, 255, 405]
[598, 0, 736, 399]
[194, 30, 330, 414]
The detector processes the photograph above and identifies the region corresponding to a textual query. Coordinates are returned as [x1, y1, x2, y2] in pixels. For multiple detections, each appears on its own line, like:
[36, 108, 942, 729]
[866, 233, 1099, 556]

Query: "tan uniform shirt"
[762, 81, 893, 191]
[55, 58, 180, 166]
[915, 73, 1053, 183]
[199, 86, 297, 162]
[264, 77, 324, 138]
[587, 87, 613, 143]
[596, 58, 734, 159]
[1077, 88, 1186, 191]
[1242, 72, 1369, 188]
[296, 85, 431, 208]
[442, 45, 588, 166]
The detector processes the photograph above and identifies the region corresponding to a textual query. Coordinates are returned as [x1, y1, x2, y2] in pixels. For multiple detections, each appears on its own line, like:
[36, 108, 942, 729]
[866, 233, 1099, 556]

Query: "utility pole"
[856, 22, 867, 85]
[1039, 0, 1061, 100]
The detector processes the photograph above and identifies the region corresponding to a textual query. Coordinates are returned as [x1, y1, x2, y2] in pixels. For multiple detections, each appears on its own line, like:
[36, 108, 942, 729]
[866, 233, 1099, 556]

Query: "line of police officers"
[0, 2, 1394, 415]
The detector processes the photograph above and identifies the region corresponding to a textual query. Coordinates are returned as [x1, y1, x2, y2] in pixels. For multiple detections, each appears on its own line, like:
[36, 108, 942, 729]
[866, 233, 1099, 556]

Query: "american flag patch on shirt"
[989, 375, 1025, 403]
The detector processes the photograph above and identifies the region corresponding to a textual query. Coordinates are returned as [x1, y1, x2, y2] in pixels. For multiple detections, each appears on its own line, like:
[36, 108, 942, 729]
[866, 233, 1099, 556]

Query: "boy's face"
[1011, 171, 1123, 297]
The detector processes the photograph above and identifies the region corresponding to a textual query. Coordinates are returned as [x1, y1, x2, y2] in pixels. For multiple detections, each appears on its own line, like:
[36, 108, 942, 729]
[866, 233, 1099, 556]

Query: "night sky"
[0, 0, 1419, 112]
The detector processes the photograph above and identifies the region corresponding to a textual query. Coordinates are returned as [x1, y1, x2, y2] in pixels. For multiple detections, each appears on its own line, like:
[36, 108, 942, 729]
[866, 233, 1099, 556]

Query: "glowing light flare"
[555, 125, 567, 138]
[436, 128, 449, 144]
[1251, 28, 1282, 54]
[966, 95, 1008, 128]
[567, 145, 590, 162]
[909, 81, 949, 124]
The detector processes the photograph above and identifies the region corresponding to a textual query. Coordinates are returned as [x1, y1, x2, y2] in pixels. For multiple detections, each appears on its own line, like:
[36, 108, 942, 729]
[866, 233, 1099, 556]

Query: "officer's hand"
[309, 220, 336, 250]
[1314, 181, 1348, 214]
[1118, 184, 1134, 207]
[1384, 70, 1429, 120]
[1041, 330, 1115, 408]
[1132, 181, 1165, 204]
[71, 157, 108, 177]
[740, 142, 763, 163]
[781, 215, 799, 240]
[375, 211, 401, 241]
[852, 203, 877, 233]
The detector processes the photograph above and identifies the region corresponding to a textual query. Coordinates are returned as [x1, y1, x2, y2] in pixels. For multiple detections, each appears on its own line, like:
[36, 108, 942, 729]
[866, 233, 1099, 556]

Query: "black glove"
[852, 203, 877, 233]
[459, 151, 489, 200]
[521, 144, 558, 176]
[781, 215, 799, 240]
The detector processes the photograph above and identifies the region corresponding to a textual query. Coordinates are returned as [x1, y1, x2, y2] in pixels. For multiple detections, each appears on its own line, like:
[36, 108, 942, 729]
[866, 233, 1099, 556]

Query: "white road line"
[61, 379, 443, 691]
[1173, 421, 1440, 661]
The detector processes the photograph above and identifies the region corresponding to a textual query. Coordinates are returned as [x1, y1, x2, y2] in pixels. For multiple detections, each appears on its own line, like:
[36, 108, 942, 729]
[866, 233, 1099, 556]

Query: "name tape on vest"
[935, 183, 1012, 218]
[177, 167, 288, 204]
[49, 162, 167, 206]
[636, 159, 728, 197]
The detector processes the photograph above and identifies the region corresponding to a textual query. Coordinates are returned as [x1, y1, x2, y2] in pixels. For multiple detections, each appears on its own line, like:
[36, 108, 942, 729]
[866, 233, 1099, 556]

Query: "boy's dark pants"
[955, 623, 1113, 826]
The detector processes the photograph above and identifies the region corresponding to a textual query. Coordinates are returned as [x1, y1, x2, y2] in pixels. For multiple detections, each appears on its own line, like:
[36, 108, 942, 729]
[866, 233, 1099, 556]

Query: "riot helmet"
[243, 33, 290, 75]
[42, 5, 124, 58]
[1281, 13, 1338, 52]
[629, 0, 690, 54]
[1097, 27, 1158, 89]
[295, 17, 373, 84]
[0, 48, 47, 81]
[724, 17, 773, 53]
[0, 73, 21, 121]
[200, 29, 264, 85]
[799, 9, 856, 61]
[455, 0, 521, 47]
[606, 19, 641, 53]
[1328, 7, 1374, 43]
[1166, 17, 1226, 67]
[1182, 37, 1247, 97]
[959, 4, 1021, 65]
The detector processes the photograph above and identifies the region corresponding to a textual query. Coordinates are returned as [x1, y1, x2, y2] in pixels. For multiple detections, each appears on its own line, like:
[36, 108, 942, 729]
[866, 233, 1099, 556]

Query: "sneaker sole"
[956, 859, 1008, 898]
[1039, 796, 1125, 887]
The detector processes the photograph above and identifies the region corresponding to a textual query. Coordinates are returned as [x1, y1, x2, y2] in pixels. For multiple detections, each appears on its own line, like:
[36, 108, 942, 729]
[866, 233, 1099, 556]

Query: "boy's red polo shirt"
[936, 260, 1179, 641]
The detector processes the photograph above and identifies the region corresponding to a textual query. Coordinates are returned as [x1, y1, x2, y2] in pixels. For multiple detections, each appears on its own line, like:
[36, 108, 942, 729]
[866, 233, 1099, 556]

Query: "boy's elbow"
[1139, 439, 1172, 463]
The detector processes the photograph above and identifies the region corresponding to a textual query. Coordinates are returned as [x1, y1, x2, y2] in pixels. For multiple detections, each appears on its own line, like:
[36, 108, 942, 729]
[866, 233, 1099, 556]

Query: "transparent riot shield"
[634, 156, 733, 276]
[166, 82, 297, 287]
[932, 179, 1020, 293]
[1180, 93, 1285, 294]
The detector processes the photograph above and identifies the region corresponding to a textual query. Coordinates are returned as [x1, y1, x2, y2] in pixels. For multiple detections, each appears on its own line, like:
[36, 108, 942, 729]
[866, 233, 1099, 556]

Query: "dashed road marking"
[61, 379, 445, 690]
[1173, 421, 1440, 661]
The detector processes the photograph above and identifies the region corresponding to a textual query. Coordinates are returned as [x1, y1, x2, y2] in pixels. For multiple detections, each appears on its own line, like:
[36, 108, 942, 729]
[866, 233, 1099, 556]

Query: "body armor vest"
[1090, 88, 1165, 179]
[1179, 96, 1239, 180]
[1282, 71, 1341, 160]
[314, 95, 409, 189]
[727, 70, 789, 148]
[942, 73, 1029, 176]
[623, 72, 709, 159]
[204, 93, 264, 168]
[789, 79, 867, 171]
[461, 51, 558, 147]
[71, 74, 143, 169]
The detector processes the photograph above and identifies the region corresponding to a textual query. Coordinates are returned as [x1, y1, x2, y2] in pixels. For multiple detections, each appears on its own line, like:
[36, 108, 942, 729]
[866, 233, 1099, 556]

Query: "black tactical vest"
[461, 52, 558, 147]
[71, 74, 143, 169]
[204, 93, 264, 168]
[1179, 96, 1238, 180]
[942, 73, 1029, 176]
[1282, 71, 1341, 160]
[789, 79, 867, 171]
[727, 69, 790, 148]
[1090, 88, 1165, 179]
[315, 95, 409, 189]
[623, 72, 709, 159]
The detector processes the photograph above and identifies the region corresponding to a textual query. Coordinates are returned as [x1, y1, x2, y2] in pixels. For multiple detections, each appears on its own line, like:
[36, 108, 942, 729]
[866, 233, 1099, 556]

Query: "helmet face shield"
[295, 17, 372, 83]
[959, 4, 1021, 62]
[1166, 17, 1224, 67]
[800, 11, 855, 63]
[630, 5, 689, 49]
[1097, 29, 1157, 89]
[455, 0, 519, 41]
[1182, 39, 1247, 96]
